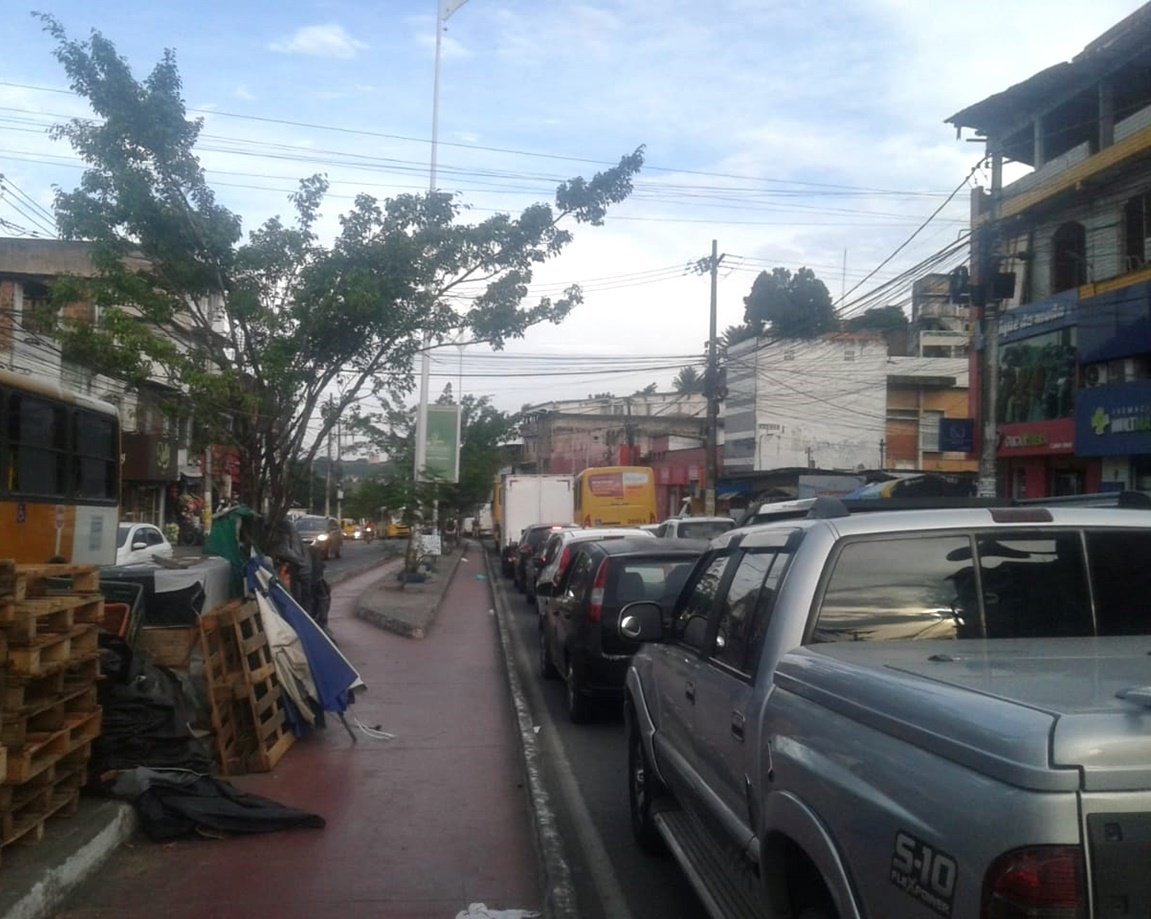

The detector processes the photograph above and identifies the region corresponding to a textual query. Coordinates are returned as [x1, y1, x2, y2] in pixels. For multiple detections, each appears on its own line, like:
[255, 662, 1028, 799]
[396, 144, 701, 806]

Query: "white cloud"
[268, 24, 368, 60]
[234, 84, 256, 102]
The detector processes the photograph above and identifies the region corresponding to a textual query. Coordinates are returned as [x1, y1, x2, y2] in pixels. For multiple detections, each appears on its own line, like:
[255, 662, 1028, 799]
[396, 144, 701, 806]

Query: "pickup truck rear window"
[814, 528, 1151, 642]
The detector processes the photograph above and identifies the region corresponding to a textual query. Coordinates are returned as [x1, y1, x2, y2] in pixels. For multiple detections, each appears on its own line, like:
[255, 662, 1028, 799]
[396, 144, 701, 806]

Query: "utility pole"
[702, 239, 724, 516]
[324, 395, 334, 517]
[976, 149, 1004, 498]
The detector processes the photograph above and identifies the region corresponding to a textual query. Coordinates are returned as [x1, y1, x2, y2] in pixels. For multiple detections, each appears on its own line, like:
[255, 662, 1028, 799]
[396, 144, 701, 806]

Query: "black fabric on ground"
[119, 771, 325, 841]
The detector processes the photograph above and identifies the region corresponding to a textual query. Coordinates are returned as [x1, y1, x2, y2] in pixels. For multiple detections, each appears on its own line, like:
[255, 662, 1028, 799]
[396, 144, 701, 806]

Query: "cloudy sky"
[2, 0, 1146, 414]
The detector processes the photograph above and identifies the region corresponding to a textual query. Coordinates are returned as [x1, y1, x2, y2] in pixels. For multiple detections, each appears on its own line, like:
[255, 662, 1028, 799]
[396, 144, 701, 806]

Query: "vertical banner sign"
[421, 404, 461, 483]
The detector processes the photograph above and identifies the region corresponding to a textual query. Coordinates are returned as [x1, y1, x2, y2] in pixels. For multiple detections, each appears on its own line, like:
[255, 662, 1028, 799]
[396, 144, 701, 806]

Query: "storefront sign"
[997, 292, 1078, 343]
[996, 419, 1075, 457]
[939, 419, 974, 453]
[1075, 381, 1151, 457]
[1078, 281, 1151, 364]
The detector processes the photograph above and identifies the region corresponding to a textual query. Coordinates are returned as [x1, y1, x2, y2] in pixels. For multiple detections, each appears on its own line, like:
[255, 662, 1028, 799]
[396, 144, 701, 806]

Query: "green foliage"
[843, 305, 909, 332]
[672, 365, 705, 394]
[342, 394, 515, 525]
[742, 267, 839, 339]
[35, 17, 643, 535]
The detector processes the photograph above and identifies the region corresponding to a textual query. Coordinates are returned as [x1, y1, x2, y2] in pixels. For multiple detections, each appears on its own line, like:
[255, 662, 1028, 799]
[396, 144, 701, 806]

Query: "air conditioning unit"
[1085, 364, 1108, 387]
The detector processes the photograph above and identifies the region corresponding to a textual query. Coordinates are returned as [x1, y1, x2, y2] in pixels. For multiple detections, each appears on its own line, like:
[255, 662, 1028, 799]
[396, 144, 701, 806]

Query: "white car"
[115, 522, 175, 566]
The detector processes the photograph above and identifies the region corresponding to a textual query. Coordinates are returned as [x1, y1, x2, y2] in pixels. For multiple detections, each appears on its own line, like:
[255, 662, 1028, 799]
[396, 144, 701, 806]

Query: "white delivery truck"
[474, 504, 493, 539]
[496, 474, 575, 576]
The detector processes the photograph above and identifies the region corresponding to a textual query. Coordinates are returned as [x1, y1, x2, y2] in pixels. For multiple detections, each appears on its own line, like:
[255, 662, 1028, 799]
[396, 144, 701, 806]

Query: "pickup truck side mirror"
[619, 601, 665, 642]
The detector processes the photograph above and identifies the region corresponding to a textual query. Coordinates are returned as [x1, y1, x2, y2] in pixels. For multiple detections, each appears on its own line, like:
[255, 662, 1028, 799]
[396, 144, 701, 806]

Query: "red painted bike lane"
[57, 552, 543, 919]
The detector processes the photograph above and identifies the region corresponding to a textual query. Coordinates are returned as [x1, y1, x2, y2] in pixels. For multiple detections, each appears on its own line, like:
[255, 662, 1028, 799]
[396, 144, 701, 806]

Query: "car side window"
[564, 552, 595, 599]
[146, 527, 164, 546]
[675, 554, 731, 651]
[710, 549, 789, 675]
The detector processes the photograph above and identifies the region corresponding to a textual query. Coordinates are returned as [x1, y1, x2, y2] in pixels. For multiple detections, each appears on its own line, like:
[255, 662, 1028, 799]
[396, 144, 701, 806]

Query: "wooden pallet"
[5, 625, 100, 678]
[0, 759, 85, 851]
[4, 709, 101, 785]
[1, 659, 100, 707]
[1, 684, 99, 747]
[0, 595, 104, 643]
[0, 563, 101, 603]
[199, 601, 294, 775]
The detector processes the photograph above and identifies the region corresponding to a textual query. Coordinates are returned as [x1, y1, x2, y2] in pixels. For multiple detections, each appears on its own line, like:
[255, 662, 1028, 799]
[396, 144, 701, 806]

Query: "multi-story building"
[0, 237, 230, 530]
[947, 1, 1151, 497]
[519, 391, 708, 518]
[722, 331, 975, 486]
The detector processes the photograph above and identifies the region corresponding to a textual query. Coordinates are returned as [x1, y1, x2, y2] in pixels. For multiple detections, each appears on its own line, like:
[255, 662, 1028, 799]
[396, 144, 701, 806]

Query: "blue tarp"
[245, 559, 365, 734]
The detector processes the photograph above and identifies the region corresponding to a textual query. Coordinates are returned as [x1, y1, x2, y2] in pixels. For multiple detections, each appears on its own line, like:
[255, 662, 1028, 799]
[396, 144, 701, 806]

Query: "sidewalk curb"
[484, 546, 579, 919]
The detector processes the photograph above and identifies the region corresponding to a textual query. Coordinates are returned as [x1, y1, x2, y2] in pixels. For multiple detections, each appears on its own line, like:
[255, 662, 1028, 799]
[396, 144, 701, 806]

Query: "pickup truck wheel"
[538, 624, 558, 680]
[565, 669, 592, 724]
[628, 724, 666, 854]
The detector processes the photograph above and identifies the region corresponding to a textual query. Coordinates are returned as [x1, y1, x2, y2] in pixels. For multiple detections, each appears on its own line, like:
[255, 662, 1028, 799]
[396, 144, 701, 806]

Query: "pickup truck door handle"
[731, 711, 745, 742]
[684, 681, 695, 704]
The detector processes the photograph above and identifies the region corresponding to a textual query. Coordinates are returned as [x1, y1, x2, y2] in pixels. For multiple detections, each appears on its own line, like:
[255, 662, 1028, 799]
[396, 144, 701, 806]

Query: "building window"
[1052, 222, 1087, 293]
[1124, 192, 1151, 271]
[920, 410, 942, 453]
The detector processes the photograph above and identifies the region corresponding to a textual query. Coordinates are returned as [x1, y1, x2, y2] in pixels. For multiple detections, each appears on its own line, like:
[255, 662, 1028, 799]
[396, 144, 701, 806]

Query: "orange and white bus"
[574, 465, 657, 528]
[0, 369, 120, 564]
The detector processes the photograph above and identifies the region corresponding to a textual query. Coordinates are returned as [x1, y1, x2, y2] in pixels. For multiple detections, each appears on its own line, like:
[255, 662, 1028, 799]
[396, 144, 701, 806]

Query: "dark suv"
[539, 537, 706, 722]
[514, 523, 577, 596]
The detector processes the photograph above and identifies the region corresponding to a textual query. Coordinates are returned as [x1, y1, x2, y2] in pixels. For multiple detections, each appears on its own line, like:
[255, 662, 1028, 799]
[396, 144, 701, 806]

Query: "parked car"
[514, 523, 578, 596]
[539, 536, 706, 722]
[115, 522, 175, 566]
[533, 526, 658, 619]
[294, 514, 343, 560]
[653, 515, 735, 540]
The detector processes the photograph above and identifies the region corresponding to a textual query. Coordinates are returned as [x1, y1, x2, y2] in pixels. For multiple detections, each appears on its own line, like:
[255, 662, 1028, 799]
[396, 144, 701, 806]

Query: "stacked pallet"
[199, 599, 294, 775]
[0, 561, 103, 864]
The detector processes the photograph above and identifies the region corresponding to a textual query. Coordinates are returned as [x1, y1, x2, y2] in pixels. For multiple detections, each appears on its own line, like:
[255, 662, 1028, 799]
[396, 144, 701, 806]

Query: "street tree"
[345, 393, 516, 525]
[672, 365, 704, 393]
[742, 267, 838, 339]
[37, 16, 644, 537]
[843, 305, 909, 332]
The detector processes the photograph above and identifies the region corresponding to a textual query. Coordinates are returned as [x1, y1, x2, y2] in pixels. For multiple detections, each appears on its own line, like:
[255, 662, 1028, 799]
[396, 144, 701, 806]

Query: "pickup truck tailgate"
[777, 638, 1151, 791]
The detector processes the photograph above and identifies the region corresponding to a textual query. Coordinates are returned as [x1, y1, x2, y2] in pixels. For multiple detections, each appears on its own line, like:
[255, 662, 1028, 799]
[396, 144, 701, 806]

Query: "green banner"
[422, 404, 460, 483]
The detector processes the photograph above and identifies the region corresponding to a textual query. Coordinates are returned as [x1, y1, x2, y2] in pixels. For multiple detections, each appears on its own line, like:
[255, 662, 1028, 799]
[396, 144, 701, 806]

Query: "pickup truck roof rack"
[803, 491, 1151, 520]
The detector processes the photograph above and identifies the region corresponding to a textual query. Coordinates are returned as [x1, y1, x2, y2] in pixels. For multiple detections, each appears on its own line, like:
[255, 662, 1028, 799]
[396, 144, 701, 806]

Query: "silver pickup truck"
[622, 499, 1151, 919]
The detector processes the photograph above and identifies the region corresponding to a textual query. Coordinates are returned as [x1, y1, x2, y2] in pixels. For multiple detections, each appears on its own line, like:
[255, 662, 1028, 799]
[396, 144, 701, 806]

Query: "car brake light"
[983, 846, 1086, 919]
[588, 559, 610, 624]
[555, 546, 572, 581]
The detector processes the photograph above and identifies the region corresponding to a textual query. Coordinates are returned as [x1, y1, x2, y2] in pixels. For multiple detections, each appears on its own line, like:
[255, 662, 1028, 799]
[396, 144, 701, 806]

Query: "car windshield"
[611, 558, 699, 605]
[677, 520, 733, 540]
[295, 517, 326, 534]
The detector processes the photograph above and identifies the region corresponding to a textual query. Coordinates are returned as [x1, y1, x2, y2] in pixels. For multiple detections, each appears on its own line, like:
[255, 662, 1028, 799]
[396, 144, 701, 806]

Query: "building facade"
[0, 238, 232, 533]
[723, 332, 975, 484]
[948, 2, 1151, 496]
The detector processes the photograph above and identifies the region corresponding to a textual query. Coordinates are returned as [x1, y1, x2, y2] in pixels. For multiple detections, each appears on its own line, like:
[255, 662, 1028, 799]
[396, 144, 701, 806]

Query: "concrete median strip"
[353, 549, 462, 639]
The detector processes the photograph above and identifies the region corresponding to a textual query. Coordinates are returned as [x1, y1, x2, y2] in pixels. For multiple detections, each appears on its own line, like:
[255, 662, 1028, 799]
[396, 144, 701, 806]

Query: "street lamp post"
[414, 1, 468, 524]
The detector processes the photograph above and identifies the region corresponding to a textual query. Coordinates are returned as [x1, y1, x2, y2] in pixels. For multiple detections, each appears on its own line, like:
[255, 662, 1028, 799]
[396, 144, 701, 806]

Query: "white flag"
[440, 0, 468, 21]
